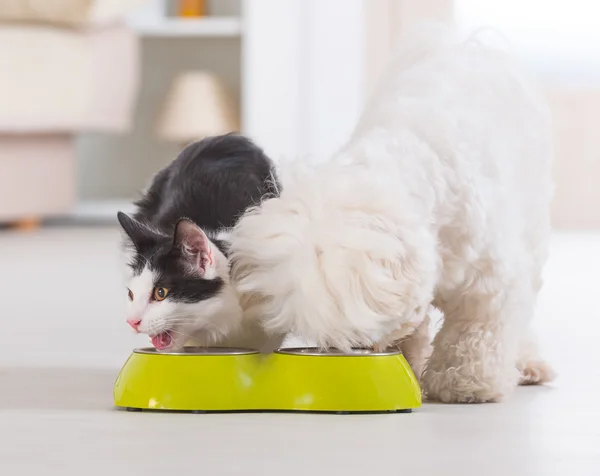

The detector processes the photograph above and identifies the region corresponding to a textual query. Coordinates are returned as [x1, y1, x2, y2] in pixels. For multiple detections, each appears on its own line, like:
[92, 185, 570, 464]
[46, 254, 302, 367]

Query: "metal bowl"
[276, 347, 401, 357]
[133, 346, 259, 356]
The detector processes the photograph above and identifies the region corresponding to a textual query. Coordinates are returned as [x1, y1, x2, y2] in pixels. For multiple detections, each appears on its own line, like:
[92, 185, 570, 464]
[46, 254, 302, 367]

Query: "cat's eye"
[153, 287, 169, 301]
[127, 289, 134, 301]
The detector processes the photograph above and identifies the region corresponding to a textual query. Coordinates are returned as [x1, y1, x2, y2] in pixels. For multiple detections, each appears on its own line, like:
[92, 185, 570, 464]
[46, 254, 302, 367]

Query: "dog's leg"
[516, 332, 556, 385]
[422, 283, 529, 403]
[516, 259, 556, 385]
[373, 314, 431, 380]
[399, 315, 431, 381]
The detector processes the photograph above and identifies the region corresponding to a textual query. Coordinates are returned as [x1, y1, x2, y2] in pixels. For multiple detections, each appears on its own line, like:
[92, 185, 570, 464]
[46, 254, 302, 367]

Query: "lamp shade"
[157, 71, 239, 142]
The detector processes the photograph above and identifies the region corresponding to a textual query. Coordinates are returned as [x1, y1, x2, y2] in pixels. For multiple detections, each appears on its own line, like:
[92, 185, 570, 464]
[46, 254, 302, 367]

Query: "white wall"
[300, 0, 365, 159]
[242, 0, 366, 163]
[240, 0, 304, 162]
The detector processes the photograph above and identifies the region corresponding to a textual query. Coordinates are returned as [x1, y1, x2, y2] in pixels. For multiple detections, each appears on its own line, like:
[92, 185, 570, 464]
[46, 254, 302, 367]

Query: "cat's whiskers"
[161, 319, 193, 327]
[162, 317, 191, 322]
[165, 328, 199, 341]
[160, 314, 192, 321]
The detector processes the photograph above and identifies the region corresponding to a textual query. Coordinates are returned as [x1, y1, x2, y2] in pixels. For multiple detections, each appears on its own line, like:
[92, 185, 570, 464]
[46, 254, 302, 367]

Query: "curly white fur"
[230, 26, 555, 402]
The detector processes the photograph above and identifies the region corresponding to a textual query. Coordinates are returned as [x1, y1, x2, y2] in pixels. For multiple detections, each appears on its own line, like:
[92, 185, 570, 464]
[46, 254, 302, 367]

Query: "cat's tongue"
[151, 332, 172, 351]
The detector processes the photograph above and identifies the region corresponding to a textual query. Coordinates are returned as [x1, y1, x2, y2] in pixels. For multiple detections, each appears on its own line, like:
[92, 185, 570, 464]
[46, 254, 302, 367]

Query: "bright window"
[455, 0, 600, 85]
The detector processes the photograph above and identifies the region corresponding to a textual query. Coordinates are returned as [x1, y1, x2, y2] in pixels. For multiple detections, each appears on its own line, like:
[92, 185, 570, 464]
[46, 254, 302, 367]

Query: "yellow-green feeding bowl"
[113, 347, 421, 414]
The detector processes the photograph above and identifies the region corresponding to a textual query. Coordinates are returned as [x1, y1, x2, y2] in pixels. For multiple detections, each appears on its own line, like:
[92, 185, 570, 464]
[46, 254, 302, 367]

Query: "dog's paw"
[421, 369, 514, 403]
[517, 358, 556, 385]
[422, 349, 519, 403]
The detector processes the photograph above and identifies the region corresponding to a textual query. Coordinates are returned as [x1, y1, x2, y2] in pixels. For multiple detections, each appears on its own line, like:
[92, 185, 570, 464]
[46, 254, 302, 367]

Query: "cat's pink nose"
[127, 318, 142, 331]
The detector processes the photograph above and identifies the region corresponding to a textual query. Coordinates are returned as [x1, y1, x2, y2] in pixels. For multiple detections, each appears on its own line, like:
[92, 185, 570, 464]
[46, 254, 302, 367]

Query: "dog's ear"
[173, 219, 218, 279]
[117, 212, 158, 251]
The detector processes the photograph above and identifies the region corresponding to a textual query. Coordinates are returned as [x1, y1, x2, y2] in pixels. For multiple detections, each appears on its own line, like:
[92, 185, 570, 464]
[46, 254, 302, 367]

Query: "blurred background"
[0, 0, 598, 369]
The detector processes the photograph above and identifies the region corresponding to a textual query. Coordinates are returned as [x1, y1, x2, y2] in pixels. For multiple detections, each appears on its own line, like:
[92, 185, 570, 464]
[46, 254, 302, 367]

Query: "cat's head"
[117, 212, 242, 352]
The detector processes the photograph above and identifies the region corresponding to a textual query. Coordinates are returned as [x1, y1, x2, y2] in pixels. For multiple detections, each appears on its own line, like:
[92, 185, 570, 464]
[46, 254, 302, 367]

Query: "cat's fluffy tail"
[229, 160, 436, 351]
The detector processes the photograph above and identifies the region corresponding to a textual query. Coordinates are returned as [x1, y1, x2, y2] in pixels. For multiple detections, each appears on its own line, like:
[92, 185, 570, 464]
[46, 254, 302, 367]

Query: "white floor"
[1, 227, 599, 475]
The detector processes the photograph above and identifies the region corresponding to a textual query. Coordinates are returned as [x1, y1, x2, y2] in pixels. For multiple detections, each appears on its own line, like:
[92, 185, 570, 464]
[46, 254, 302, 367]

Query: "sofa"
[0, 0, 143, 225]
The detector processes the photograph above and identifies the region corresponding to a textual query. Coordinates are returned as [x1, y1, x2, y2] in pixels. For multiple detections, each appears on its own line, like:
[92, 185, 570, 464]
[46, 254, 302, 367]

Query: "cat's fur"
[118, 134, 278, 352]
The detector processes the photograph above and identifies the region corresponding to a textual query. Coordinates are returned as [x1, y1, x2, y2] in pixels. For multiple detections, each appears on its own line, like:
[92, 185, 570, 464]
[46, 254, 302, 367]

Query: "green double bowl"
[114, 347, 421, 414]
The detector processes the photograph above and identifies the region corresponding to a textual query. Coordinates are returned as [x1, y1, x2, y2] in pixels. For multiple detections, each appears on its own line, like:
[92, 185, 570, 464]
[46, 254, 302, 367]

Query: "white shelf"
[68, 200, 136, 222]
[44, 200, 135, 226]
[131, 17, 242, 38]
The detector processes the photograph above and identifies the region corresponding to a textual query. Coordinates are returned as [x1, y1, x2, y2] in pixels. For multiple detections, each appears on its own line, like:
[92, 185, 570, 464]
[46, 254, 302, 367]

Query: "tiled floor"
[1, 227, 599, 475]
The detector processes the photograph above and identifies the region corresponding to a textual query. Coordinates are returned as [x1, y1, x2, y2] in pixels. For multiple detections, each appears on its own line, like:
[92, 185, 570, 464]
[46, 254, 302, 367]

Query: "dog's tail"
[371, 22, 513, 92]
[229, 160, 436, 351]
[389, 22, 458, 70]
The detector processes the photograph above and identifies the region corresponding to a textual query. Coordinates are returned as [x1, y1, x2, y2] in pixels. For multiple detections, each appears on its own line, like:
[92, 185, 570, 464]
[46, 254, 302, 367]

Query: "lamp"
[157, 71, 239, 145]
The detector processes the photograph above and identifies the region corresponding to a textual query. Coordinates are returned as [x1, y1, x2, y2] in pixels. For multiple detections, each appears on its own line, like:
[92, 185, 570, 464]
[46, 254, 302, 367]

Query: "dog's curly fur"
[230, 27, 556, 403]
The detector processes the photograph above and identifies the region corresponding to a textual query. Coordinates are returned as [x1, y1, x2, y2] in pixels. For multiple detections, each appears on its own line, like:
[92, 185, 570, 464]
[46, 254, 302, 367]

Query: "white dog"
[230, 27, 556, 403]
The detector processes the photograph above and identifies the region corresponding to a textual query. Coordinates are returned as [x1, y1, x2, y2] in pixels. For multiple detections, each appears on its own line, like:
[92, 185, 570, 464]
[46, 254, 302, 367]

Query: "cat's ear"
[173, 219, 218, 279]
[117, 212, 157, 250]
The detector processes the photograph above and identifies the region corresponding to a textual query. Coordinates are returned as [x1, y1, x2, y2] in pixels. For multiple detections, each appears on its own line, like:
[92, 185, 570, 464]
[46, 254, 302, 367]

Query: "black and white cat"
[117, 134, 278, 351]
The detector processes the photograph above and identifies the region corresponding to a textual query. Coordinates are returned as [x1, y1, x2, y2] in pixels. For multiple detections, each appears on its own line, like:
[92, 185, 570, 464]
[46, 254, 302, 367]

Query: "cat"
[117, 134, 278, 352]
